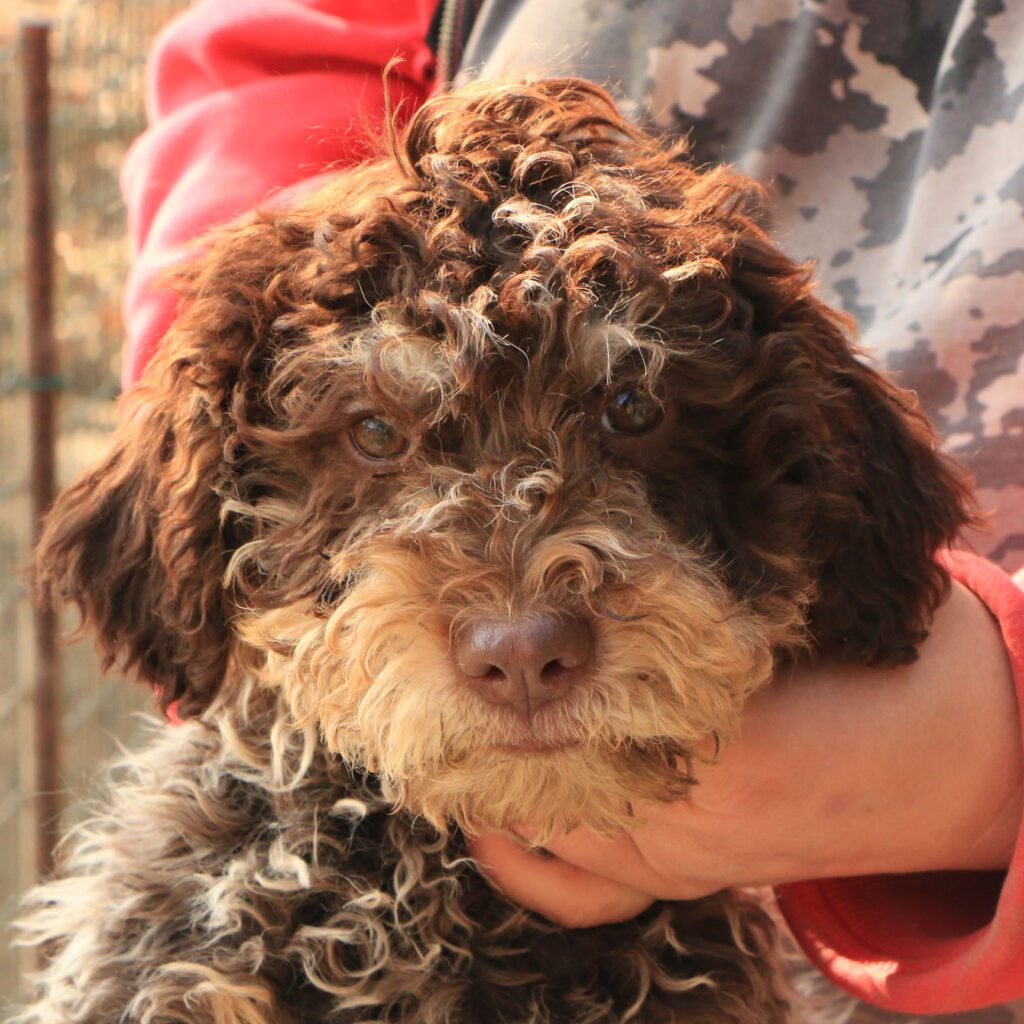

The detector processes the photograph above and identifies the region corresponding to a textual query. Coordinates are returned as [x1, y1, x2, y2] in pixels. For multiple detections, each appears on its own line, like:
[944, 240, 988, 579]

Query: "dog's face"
[37, 80, 972, 837]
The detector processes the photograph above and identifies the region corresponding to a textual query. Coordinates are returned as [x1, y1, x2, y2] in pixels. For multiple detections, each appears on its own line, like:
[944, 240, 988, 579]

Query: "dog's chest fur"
[17, 701, 788, 1024]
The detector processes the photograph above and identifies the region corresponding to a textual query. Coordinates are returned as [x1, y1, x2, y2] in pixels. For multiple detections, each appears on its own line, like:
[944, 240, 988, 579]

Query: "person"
[121, 0, 1024, 1015]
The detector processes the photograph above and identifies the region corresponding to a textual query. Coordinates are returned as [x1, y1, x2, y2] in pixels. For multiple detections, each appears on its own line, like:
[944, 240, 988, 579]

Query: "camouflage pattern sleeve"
[462, 0, 1024, 570]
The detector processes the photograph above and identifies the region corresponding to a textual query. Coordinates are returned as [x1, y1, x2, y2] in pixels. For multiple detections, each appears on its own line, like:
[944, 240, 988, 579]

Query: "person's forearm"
[744, 578, 1021, 882]
[776, 552, 1024, 1014]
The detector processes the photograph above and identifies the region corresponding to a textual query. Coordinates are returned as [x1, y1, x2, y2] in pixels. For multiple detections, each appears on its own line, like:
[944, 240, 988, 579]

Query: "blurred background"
[0, 0, 186, 1009]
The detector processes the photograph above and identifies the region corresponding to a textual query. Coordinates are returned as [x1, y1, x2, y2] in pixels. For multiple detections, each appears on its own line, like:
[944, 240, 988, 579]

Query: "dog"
[16, 78, 973, 1023]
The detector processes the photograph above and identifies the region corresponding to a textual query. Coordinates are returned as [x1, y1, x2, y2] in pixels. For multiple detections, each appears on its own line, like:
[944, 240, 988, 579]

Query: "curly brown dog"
[16, 78, 973, 1023]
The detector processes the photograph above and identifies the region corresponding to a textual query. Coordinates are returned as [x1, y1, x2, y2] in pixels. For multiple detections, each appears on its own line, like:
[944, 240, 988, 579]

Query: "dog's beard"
[242, 534, 803, 840]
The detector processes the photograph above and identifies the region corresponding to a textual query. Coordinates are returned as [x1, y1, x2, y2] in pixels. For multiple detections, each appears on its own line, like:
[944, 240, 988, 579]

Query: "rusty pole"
[22, 19, 61, 879]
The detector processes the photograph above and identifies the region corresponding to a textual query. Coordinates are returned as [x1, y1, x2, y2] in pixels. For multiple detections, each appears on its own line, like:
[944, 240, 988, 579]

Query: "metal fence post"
[21, 18, 61, 880]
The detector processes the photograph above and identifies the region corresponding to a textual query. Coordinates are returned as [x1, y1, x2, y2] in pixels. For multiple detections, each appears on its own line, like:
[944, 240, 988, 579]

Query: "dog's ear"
[34, 213, 296, 716]
[34, 371, 229, 715]
[729, 232, 976, 666]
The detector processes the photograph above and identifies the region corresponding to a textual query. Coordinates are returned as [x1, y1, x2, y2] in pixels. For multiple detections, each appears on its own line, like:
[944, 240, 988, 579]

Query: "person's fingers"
[469, 833, 655, 928]
[514, 814, 713, 901]
[511, 824, 675, 896]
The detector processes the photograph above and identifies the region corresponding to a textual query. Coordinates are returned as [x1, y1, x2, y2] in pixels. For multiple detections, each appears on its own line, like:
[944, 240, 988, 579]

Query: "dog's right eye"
[350, 416, 408, 461]
[600, 389, 664, 436]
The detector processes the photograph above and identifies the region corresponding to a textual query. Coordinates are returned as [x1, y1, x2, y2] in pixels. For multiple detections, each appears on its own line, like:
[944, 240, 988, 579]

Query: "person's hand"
[470, 580, 1022, 928]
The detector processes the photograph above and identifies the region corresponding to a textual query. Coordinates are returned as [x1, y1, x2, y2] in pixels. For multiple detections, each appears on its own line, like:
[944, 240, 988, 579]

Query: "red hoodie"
[123, 1, 1024, 1013]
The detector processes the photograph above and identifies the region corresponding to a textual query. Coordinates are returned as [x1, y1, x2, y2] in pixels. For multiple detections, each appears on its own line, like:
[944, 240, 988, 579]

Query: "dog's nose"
[455, 612, 592, 721]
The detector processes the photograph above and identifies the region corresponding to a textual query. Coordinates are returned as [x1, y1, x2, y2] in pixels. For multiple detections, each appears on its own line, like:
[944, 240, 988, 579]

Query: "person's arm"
[777, 551, 1024, 1013]
[472, 550, 1024, 1014]
[121, 0, 436, 387]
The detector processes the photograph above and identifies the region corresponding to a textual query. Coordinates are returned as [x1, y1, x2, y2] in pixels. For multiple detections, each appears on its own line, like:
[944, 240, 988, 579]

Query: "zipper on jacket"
[435, 0, 462, 86]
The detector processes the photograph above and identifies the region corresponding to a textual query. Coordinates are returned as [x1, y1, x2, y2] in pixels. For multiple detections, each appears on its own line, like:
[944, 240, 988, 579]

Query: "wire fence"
[0, 1, 188, 1009]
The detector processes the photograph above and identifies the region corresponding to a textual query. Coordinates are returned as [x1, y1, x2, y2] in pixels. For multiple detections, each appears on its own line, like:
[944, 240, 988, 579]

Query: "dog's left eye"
[350, 416, 408, 460]
[601, 389, 664, 435]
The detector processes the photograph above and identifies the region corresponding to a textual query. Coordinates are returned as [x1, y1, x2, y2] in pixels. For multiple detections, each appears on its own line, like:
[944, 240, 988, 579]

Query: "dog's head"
[37, 79, 973, 836]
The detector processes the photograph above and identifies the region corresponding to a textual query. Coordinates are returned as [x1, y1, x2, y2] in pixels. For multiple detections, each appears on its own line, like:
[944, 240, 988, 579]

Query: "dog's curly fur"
[17, 78, 974, 1022]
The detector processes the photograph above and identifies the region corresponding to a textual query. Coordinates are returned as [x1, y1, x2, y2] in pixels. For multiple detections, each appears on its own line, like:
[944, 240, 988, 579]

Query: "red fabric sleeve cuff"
[776, 549, 1024, 1013]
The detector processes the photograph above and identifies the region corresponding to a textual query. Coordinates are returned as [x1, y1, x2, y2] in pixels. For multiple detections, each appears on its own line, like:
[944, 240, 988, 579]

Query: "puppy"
[16, 78, 973, 1023]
